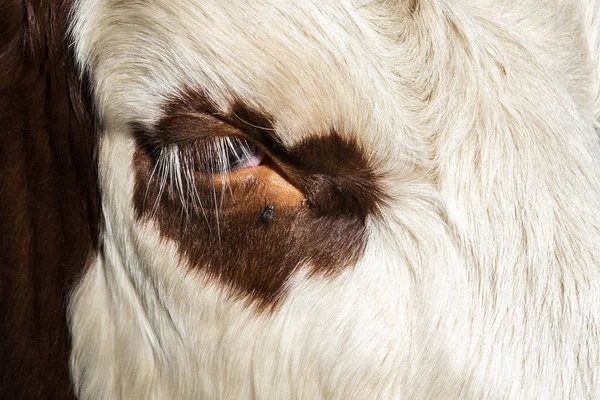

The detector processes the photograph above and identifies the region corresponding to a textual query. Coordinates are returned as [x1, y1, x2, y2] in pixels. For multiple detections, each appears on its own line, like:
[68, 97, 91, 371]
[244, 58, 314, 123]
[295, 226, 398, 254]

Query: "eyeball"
[189, 136, 265, 175]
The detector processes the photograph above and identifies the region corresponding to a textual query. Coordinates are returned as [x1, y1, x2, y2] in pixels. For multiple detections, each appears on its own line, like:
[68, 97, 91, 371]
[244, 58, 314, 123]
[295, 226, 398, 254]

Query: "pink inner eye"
[225, 140, 264, 171]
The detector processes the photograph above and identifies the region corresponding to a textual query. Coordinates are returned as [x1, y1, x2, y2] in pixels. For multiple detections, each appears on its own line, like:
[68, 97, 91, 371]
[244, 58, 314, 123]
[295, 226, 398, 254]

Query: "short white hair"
[69, 0, 600, 398]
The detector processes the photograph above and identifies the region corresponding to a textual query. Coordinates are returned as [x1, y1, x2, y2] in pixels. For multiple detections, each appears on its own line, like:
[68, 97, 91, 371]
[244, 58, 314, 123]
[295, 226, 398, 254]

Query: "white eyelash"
[146, 136, 261, 239]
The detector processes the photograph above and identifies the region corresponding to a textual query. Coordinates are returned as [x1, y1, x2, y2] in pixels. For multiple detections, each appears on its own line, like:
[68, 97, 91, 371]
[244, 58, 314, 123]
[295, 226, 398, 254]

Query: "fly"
[259, 205, 275, 224]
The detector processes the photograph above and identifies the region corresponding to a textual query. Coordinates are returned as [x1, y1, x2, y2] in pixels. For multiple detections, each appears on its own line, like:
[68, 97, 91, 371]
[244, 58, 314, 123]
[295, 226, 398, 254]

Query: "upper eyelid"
[140, 89, 290, 168]
[154, 111, 245, 145]
[149, 112, 279, 163]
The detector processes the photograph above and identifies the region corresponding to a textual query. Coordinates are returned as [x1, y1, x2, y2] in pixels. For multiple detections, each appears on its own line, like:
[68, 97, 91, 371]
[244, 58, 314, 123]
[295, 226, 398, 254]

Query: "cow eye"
[222, 138, 264, 172]
[187, 136, 265, 175]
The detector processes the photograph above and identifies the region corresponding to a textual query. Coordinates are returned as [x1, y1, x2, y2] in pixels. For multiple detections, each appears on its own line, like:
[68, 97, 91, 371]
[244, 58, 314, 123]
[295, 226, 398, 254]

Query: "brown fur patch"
[133, 88, 384, 309]
[0, 1, 100, 398]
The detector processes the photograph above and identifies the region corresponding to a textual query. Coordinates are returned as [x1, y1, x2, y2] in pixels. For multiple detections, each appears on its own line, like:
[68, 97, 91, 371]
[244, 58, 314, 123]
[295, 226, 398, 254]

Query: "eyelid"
[140, 103, 291, 179]
[134, 106, 276, 179]
[156, 112, 243, 145]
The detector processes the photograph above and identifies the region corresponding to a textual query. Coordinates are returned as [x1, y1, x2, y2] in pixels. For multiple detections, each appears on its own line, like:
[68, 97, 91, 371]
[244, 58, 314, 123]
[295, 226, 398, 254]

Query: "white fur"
[69, 0, 600, 398]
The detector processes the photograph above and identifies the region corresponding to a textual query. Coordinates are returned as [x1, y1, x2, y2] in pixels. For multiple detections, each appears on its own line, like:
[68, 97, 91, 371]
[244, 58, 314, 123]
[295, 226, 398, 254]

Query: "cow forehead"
[72, 0, 411, 148]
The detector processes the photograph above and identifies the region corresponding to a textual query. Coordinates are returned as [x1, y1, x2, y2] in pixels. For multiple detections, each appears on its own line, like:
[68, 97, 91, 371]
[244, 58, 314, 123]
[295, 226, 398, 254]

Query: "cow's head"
[65, 2, 468, 397]
[3, 0, 600, 398]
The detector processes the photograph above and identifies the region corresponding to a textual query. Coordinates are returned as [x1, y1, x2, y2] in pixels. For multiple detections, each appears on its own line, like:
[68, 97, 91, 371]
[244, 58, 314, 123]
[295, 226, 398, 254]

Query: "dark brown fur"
[0, 1, 100, 398]
[134, 87, 384, 309]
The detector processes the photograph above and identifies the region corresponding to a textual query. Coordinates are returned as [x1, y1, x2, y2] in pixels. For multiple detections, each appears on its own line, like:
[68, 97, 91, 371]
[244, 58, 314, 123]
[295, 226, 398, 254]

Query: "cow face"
[10, 0, 593, 398]
[66, 1, 472, 398]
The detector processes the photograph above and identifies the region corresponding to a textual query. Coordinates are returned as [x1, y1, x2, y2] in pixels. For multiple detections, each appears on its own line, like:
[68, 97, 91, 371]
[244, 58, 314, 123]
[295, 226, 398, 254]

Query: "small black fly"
[259, 205, 275, 224]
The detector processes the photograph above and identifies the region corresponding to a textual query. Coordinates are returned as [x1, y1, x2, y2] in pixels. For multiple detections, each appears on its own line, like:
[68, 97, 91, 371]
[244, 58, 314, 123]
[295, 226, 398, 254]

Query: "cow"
[1, 0, 599, 398]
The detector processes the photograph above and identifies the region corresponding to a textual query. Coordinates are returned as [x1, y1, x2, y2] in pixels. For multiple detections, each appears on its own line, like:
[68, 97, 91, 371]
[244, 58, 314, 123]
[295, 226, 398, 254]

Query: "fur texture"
[0, 1, 100, 398]
[63, 0, 600, 398]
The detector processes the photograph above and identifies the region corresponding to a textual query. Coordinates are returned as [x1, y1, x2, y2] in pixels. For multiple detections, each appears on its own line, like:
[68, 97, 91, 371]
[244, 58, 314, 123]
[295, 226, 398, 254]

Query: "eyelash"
[147, 136, 264, 216]
[179, 136, 264, 175]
